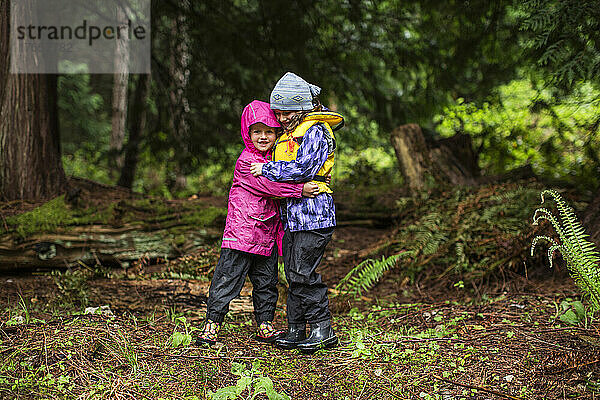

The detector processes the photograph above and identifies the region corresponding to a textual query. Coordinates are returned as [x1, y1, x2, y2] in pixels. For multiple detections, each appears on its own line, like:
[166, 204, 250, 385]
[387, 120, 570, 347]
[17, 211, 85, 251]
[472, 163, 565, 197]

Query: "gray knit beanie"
[270, 72, 321, 111]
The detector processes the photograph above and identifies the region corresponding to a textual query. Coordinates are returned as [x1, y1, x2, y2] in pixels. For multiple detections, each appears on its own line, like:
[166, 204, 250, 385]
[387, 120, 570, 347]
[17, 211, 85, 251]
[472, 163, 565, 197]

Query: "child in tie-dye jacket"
[250, 72, 344, 353]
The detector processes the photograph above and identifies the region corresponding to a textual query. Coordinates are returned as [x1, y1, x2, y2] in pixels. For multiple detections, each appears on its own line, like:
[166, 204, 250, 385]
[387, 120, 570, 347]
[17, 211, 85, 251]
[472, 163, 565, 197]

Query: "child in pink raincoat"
[196, 100, 319, 346]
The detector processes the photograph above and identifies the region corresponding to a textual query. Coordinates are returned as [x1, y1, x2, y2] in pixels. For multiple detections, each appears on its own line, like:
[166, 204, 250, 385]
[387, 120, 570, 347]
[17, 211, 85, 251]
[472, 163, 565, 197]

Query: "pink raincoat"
[221, 100, 304, 256]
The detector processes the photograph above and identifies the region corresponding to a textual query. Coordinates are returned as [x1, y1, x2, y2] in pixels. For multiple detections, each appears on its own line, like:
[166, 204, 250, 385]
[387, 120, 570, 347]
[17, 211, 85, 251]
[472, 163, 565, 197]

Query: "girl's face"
[249, 122, 277, 153]
[273, 110, 302, 131]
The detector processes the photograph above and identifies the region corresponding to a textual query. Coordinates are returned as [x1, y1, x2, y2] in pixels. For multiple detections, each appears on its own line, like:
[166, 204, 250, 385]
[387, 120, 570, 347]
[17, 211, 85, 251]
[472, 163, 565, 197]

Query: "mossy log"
[0, 186, 226, 270]
[0, 224, 222, 270]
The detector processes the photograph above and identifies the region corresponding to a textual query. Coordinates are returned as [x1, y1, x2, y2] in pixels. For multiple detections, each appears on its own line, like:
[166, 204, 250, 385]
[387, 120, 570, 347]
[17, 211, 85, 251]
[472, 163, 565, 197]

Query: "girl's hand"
[302, 182, 319, 198]
[250, 163, 265, 176]
[325, 174, 332, 185]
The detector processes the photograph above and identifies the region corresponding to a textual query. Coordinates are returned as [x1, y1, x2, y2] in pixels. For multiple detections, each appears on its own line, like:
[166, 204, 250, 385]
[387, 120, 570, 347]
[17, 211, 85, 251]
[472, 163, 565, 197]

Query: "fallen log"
[0, 184, 226, 270]
[0, 224, 222, 270]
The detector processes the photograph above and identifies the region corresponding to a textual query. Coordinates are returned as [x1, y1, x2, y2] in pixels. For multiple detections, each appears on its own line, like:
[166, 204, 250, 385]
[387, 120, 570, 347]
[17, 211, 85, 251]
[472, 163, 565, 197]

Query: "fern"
[337, 251, 414, 296]
[408, 212, 447, 256]
[531, 189, 600, 310]
[338, 185, 541, 295]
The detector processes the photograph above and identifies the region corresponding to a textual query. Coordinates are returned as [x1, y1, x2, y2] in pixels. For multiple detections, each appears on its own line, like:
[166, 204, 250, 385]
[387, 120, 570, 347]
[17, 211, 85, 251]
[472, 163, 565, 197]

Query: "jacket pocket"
[248, 212, 277, 223]
[248, 212, 277, 245]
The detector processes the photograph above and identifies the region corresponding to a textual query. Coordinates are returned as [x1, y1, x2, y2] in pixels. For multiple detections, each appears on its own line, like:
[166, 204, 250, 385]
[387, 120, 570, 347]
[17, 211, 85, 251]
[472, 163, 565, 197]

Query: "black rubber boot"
[296, 321, 338, 354]
[275, 323, 306, 350]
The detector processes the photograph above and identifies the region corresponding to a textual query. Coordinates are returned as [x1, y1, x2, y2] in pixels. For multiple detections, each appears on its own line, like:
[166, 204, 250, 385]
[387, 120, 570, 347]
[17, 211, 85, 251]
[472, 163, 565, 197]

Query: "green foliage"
[58, 66, 111, 156]
[531, 190, 600, 310]
[518, 0, 600, 89]
[209, 362, 290, 400]
[558, 299, 589, 326]
[62, 150, 112, 186]
[167, 316, 198, 348]
[338, 184, 542, 294]
[435, 79, 600, 190]
[337, 252, 414, 296]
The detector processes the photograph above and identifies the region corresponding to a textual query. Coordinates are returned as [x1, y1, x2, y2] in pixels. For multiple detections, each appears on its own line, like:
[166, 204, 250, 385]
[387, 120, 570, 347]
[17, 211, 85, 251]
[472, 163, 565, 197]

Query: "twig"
[552, 359, 600, 374]
[150, 352, 268, 360]
[379, 336, 464, 344]
[381, 385, 409, 399]
[433, 375, 521, 400]
[43, 329, 50, 375]
[533, 326, 599, 334]
[517, 329, 577, 351]
[357, 379, 368, 400]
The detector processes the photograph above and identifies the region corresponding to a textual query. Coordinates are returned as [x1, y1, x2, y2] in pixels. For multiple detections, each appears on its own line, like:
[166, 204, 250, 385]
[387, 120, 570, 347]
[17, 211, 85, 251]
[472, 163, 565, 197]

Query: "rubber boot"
[254, 321, 285, 344]
[296, 321, 338, 353]
[196, 319, 220, 347]
[275, 323, 306, 350]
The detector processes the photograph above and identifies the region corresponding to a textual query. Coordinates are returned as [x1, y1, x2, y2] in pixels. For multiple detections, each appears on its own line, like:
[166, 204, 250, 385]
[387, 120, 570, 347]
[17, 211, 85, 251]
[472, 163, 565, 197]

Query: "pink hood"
[240, 100, 281, 156]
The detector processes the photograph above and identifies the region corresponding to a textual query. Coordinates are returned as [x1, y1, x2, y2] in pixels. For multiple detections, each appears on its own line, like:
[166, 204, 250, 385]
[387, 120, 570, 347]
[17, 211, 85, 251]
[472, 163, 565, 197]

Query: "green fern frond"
[531, 190, 600, 310]
[337, 251, 414, 296]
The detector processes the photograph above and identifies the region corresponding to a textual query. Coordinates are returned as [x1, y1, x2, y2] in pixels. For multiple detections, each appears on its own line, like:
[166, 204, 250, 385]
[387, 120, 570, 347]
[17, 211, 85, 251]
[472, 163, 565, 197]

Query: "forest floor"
[1, 183, 600, 399]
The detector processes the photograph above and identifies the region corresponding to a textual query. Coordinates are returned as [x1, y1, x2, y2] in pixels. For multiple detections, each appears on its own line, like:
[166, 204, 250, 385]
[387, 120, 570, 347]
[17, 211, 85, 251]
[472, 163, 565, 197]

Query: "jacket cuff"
[293, 183, 303, 198]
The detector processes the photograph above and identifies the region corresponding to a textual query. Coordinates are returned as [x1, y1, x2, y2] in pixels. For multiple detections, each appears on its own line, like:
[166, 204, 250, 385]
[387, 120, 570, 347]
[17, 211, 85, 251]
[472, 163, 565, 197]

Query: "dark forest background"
[1, 0, 599, 236]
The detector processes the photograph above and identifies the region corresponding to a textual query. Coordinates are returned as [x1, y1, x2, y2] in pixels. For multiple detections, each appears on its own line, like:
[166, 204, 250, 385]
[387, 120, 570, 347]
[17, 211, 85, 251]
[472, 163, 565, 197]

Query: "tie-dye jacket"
[262, 123, 336, 232]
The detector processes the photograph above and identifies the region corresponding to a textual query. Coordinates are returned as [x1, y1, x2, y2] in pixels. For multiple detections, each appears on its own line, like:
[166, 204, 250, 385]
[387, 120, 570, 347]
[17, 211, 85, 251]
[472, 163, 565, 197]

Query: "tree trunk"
[167, 12, 191, 194]
[583, 187, 600, 247]
[390, 124, 480, 193]
[110, 5, 131, 174]
[389, 124, 429, 193]
[118, 74, 150, 189]
[0, 0, 66, 201]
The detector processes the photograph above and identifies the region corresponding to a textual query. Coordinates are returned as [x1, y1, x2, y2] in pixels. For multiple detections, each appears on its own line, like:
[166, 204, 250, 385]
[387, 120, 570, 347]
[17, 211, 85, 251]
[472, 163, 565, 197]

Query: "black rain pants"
[206, 246, 278, 324]
[282, 227, 334, 325]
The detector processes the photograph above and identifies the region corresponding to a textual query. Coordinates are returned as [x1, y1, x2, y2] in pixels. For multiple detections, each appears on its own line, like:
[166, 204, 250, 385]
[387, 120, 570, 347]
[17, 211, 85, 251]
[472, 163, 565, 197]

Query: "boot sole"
[254, 331, 285, 344]
[275, 341, 300, 350]
[297, 336, 338, 354]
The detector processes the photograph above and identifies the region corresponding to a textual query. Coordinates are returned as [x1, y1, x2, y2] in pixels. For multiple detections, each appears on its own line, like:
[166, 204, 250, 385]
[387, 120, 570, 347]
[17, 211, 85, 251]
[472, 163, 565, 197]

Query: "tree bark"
[0, 0, 66, 201]
[390, 124, 480, 193]
[167, 12, 191, 194]
[389, 124, 429, 193]
[118, 74, 150, 189]
[110, 4, 131, 174]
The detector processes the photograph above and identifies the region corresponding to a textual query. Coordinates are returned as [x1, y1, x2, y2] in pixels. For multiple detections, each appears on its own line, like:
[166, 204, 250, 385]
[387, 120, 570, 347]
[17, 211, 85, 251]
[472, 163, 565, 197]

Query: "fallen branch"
[552, 359, 600, 374]
[433, 375, 521, 400]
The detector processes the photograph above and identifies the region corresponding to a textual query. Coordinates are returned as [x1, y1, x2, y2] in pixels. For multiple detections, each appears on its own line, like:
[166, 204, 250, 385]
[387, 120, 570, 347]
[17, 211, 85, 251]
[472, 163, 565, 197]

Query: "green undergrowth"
[1, 195, 226, 238]
[339, 182, 571, 295]
[2, 294, 596, 399]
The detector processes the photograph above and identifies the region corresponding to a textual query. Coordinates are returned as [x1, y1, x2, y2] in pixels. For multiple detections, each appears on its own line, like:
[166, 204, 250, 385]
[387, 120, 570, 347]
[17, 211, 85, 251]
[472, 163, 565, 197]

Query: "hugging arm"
[238, 160, 305, 198]
[261, 124, 329, 182]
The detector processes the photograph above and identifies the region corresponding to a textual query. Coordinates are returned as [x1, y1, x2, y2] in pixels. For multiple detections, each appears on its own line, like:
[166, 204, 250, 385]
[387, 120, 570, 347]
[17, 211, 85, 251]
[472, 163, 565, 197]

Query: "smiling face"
[249, 122, 277, 153]
[273, 110, 303, 131]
